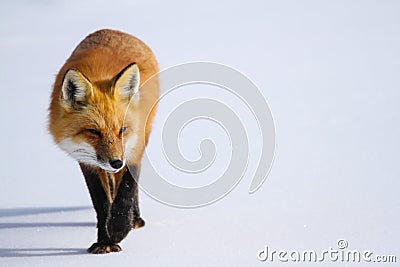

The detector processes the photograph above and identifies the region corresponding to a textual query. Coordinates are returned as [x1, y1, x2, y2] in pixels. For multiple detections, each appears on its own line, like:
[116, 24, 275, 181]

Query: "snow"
[0, 0, 399, 266]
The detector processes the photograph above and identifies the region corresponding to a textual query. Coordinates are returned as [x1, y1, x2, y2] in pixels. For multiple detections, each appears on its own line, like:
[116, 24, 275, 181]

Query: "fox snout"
[95, 154, 126, 173]
[104, 158, 125, 173]
[95, 136, 127, 172]
[93, 150, 127, 173]
[58, 137, 127, 173]
[109, 159, 124, 170]
[96, 148, 126, 173]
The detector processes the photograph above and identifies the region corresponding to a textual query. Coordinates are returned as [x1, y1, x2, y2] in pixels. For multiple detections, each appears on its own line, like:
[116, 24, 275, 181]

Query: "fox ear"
[113, 62, 140, 101]
[61, 68, 92, 110]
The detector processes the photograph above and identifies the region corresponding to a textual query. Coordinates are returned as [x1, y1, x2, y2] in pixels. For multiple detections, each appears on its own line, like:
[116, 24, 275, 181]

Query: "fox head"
[54, 63, 141, 173]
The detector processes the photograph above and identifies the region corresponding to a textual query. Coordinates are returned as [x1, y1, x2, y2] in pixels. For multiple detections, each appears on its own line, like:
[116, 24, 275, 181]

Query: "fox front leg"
[119, 163, 146, 229]
[131, 165, 145, 229]
[106, 165, 140, 243]
[80, 164, 122, 254]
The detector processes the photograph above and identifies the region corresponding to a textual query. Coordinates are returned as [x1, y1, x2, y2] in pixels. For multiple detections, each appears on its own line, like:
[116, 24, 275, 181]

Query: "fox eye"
[120, 127, 127, 135]
[87, 129, 101, 136]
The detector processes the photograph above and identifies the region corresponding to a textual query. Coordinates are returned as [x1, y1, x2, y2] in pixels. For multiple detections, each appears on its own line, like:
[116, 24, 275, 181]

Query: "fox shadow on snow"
[0, 206, 94, 257]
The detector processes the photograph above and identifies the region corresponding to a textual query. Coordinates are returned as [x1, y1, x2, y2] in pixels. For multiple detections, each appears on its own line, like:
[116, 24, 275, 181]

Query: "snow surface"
[1, 0, 400, 266]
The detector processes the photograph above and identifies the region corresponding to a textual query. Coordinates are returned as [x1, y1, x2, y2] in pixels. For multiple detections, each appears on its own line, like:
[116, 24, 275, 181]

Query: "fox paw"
[133, 217, 145, 229]
[87, 242, 122, 254]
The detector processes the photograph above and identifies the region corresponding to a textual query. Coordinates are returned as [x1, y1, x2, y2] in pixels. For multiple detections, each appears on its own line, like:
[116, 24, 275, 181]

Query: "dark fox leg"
[107, 165, 138, 243]
[80, 164, 121, 254]
[131, 166, 145, 229]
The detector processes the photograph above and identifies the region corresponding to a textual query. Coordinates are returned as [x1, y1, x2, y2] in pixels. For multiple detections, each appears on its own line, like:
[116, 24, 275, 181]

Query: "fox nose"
[110, 159, 124, 169]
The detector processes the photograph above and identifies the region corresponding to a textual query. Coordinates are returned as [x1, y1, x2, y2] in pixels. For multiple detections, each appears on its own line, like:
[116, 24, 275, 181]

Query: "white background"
[0, 0, 399, 266]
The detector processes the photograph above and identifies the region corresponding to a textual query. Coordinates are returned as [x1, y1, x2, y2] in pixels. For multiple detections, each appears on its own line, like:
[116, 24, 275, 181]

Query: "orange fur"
[48, 30, 158, 252]
[49, 29, 159, 169]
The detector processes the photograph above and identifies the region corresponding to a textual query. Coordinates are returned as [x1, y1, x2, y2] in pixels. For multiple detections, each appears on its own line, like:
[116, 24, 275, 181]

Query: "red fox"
[48, 29, 159, 254]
